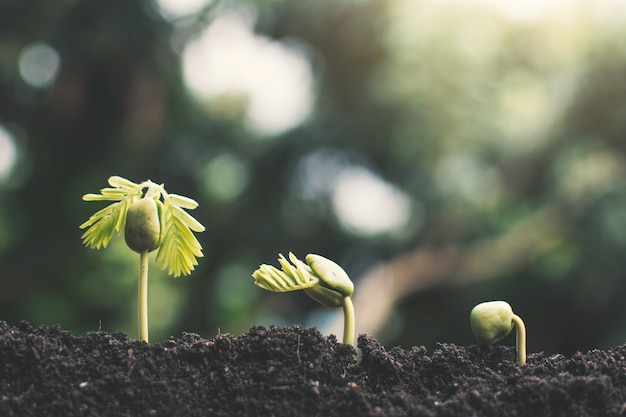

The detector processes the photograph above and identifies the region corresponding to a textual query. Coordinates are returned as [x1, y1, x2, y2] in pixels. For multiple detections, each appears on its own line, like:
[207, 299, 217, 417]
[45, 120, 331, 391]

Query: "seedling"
[470, 300, 526, 365]
[252, 252, 355, 346]
[80, 176, 205, 342]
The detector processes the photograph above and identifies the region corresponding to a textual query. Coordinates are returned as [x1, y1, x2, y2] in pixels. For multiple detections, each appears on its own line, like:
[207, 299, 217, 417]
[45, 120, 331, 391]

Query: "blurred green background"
[2, 0, 626, 355]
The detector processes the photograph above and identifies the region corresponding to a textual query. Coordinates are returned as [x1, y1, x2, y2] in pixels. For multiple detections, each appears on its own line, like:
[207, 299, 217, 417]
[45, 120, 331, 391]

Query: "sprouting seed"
[470, 300, 526, 365]
[252, 252, 355, 346]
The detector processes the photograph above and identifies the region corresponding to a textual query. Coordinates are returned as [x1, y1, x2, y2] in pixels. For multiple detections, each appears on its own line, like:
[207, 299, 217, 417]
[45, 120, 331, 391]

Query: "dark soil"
[1, 321, 625, 416]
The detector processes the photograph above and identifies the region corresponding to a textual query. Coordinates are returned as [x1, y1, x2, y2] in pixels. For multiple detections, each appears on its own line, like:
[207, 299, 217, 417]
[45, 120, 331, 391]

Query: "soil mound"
[1, 321, 624, 416]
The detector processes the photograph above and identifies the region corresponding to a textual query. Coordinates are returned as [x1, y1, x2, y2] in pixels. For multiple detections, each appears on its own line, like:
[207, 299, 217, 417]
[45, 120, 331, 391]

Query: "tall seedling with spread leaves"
[80, 176, 205, 342]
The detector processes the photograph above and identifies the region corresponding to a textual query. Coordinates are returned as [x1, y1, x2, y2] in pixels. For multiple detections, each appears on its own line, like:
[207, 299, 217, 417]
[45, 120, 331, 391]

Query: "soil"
[0, 321, 625, 417]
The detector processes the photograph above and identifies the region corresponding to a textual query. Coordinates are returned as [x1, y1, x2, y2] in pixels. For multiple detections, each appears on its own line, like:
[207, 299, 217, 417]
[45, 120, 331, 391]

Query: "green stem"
[512, 314, 526, 365]
[342, 296, 355, 346]
[138, 250, 149, 342]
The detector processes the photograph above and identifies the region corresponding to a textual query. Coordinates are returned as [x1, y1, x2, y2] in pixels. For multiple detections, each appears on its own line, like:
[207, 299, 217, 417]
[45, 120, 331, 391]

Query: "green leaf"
[252, 253, 319, 292]
[80, 200, 129, 249]
[155, 198, 204, 277]
[168, 193, 199, 209]
[82, 189, 127, 201]
[80, 178, 143, 249]
[108, 176, 140, 190]
[171, 205, 205, 232]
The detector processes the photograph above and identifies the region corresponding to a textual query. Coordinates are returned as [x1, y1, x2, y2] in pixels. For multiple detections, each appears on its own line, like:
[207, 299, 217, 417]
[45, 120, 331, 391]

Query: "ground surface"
[0, 321, 625, 416]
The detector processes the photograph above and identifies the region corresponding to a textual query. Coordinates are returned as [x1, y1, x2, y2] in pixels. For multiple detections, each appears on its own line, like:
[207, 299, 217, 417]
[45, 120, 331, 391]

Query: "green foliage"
[3, 0, 626, 351]
[80, 176, 205, 278]
[79, 176, 142, 250]
[156, 198, 205, 277]
[253, 252, 319, 292]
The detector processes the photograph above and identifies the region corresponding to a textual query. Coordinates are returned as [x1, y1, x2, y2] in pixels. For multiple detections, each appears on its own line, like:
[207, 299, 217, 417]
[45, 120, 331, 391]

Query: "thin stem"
[138, 250, 150, 342]
[512, 314, 526, 366]
[342, 296, 355, 346]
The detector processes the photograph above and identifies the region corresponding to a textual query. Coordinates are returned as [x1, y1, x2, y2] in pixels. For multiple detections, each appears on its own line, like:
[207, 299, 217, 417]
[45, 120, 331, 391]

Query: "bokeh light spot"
[0, 125, 18, 182]
[182, 11, 314, 136]
[18, 43, 61, 89]
[200, 152, 249, 202]
[331, 167, 413, 237]
[156, 0, 211, 18]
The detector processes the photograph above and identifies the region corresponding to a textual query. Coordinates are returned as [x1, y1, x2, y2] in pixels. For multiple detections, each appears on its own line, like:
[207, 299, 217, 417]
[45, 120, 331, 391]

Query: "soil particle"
[0, 321, 624, 416]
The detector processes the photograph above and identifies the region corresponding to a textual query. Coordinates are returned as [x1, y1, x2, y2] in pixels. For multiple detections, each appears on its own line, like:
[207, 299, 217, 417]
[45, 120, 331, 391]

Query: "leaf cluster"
[252, 252, 319, 292]
[80, 176, 205, 277]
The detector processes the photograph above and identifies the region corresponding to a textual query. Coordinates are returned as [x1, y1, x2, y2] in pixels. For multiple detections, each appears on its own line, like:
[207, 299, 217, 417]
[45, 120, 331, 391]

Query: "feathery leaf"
[80, 177, 143, 250]
[252, 253, 319, 292]
[155, 197, 204, 277]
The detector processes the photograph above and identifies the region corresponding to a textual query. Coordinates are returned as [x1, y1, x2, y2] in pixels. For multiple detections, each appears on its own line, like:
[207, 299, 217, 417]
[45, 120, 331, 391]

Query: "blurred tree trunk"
[323, 206, 567, 339]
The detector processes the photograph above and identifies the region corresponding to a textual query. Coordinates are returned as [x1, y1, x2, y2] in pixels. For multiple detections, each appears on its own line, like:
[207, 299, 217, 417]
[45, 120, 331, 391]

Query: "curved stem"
[512, 314, 526, 365]
[138, 250, 150, 342]
[342, 296, 355, 346]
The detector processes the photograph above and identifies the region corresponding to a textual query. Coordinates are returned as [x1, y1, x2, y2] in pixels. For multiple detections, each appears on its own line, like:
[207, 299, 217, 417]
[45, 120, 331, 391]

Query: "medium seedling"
[80, 176, 205, 342]
[252, 252, 355, 346]
[470, 300, 526, 365]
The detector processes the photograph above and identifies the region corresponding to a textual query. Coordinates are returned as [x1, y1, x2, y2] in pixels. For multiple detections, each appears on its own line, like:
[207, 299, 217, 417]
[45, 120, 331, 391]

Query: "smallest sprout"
[470, 300, 526, 366]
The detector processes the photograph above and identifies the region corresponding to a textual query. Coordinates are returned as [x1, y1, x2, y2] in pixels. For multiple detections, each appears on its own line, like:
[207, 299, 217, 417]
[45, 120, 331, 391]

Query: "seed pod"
[470, 300, 514, 345]
[125, 197, 162, 253]
[303, 254, 354, 308]
[307, 255, 353, 295]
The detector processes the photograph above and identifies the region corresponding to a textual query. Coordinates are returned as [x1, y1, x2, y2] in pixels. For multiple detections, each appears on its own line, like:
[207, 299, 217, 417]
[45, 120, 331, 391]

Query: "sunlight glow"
[182, 11, 314, 136]
[155, 0, 211, 18]
[291, 151, 414, 237]
[18, 43, 61, 89]
[470, 0, 576, 21]
[331, 167, 412, 237]
[200, 152, 249, 202]
[424, 0, 626, 22]
[0, 126, 17, 182]
[436, 152, 503, 209]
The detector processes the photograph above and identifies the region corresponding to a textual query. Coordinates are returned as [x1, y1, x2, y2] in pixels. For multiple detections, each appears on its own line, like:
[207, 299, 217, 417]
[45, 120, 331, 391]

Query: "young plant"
[252, 252, 355, 346]
[470, 300, 526, 365]
[80, 176, 205, 342]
